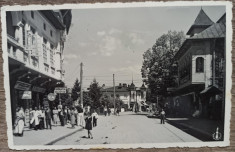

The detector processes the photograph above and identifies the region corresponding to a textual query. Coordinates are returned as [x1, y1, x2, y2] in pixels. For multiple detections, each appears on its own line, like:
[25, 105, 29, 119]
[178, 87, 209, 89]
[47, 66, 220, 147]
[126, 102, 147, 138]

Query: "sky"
[63, 5, 225, 89]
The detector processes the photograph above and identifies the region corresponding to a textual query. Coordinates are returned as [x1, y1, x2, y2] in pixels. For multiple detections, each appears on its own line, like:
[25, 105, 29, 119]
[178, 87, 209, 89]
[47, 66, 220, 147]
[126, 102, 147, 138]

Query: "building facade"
[101, 83, 147, 111]
[6, 10, 72, 124]
[168, 9, 225, 120]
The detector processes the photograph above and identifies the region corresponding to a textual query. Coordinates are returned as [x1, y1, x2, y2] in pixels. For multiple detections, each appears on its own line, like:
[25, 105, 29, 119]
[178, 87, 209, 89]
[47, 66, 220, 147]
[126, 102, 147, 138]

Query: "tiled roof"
[188, 22, 225, 39]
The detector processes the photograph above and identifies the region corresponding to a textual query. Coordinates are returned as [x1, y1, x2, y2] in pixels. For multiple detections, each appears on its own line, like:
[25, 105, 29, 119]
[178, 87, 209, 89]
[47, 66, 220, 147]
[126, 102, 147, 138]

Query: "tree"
[83, 92, 92, 107]
[71, 78, 80, 101]
[141, 31, 185, 105]
[89, 79, 102, 109]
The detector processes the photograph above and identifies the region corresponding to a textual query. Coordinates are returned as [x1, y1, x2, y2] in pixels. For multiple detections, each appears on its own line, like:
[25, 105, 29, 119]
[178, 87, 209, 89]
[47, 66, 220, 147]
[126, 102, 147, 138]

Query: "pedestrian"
[58, 104, 64, 126]
[45, 107, 52, 129]
[29, 107, 34, 129]
[13, 107, 25, 137]
[30, 107, 41, 130]
[38, 107, 45, 130]
[85, 112, 93, 139]
[53, 107, 58, 126]
[78, 106, 84, 128]
[92, 110, 98, 127]
[104, 106, 107, 116]
[116, 108, 120, 116]
[70, 107, 75, 128]
[160, 109, 166, 124]
[74, 107, 78, 126]
[108, 108, 111, 116]
[64, 106, 68, 125]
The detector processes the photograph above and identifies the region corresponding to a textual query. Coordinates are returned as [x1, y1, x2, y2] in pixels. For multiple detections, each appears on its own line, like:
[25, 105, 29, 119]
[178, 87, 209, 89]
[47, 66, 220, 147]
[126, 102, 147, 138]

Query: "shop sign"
[22, 91, 32, 99]
[43, 99, 49, 107]
[32, 86, 46, 93]
[48, 93, 56, 101]
[54, 87, 67, 94]
[14, 81, 31, 91]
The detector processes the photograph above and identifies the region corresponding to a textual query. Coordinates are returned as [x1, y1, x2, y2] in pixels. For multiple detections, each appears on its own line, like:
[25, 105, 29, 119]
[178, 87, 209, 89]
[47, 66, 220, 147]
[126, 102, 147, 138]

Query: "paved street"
[55, 112, 200, 145]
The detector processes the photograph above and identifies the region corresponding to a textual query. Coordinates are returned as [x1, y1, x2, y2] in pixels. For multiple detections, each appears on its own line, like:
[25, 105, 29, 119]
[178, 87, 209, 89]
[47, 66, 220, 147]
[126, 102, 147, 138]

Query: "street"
[54, 112, 200, 145]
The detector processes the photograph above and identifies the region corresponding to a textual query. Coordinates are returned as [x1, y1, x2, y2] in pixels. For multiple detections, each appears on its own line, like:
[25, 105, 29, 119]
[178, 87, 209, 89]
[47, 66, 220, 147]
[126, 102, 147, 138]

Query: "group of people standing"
[13, 105, 99, 139]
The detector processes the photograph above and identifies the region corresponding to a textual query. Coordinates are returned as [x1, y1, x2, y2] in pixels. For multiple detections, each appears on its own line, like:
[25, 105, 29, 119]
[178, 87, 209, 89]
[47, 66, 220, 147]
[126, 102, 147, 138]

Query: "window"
[196, 57, 204, 72]
[43, 23, 46, 30]
[32, 58, 38, 67]
[51, 68, 55, 75]
[44, 65, 49, 72]
[7, 43, 11, 53]
[111, 94, 114, 97]
[43, 38, 47, 63]
[23, 53, 28, 62]
[50, 30, 53, 37]
[22, 20, 26, 46]
[50, 49, 54, 66]
[31, 11, 34, 19]
[13, 47, 16, 58]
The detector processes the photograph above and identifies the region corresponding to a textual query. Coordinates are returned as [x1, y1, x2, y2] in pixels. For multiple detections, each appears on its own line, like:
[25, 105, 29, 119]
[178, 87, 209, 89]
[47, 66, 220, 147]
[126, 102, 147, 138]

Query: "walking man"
[45, 107, 52, 129]
[160, 109, 165, 124]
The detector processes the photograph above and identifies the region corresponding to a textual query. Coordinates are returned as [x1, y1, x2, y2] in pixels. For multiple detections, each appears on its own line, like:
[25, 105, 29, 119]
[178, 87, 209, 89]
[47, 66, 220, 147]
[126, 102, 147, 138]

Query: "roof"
[187, 9, 214, 35]
[189, 22, 225, 39]
[101, 86, 129, 92]
[200, 85, 222, 95]
[40, 10, 65, 30]
[174, 13, 226, 60]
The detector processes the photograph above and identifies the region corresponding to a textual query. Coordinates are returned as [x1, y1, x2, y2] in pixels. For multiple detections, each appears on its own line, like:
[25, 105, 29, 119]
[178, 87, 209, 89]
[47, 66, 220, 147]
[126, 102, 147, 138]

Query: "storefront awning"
[200, 86, 222, 95]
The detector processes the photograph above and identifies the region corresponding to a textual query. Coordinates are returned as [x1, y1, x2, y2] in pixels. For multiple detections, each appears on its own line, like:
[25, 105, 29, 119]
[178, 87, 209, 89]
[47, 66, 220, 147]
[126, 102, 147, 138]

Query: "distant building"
[101, 82, 147, 111]
[6, 10, 72, 124]
[168, 9, 225, 120]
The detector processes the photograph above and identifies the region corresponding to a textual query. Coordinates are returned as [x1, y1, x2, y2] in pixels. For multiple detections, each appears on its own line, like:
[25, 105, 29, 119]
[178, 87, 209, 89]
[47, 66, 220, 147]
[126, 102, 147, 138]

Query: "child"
[92, 110, 98, 127]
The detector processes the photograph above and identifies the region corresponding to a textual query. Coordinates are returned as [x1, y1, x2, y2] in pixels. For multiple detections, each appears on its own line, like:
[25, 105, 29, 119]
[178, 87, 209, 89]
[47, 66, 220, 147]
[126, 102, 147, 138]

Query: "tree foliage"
[89, 79, 102, 109]
[141, 31, 185, 103]
[71, 78, 80, 101]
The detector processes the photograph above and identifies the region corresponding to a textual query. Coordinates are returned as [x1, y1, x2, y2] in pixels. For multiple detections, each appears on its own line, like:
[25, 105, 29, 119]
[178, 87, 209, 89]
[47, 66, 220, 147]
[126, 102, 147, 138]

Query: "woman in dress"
[85, 112, 93, 139]
[52, 107, 58, 126]
[14, 107, 25, 136]
[70, 107, 75, 128]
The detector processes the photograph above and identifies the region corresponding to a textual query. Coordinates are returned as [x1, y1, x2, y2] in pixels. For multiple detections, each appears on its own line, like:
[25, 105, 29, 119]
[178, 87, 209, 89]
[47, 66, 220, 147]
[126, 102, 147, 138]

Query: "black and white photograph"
[1, 1, 232, 149]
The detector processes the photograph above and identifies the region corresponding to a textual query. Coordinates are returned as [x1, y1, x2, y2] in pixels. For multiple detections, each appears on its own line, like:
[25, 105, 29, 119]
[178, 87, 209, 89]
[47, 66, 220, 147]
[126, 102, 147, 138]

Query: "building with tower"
[167, 9, 226, 120]
[101, 82, 147, 111]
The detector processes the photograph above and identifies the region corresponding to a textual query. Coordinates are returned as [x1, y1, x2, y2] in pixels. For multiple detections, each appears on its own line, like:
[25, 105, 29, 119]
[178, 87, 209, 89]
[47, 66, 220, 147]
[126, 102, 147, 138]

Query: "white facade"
[7, 11, 66, 81]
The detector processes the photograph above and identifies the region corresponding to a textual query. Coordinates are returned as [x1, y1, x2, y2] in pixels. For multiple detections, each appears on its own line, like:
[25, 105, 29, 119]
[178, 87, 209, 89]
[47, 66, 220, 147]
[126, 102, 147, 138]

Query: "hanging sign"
[21, 91, 32, 99]
[48, 93, 56, 101]
[32, 86, 46, 93]
[14, 81, 31, 91]
[54, 87, 67, 94]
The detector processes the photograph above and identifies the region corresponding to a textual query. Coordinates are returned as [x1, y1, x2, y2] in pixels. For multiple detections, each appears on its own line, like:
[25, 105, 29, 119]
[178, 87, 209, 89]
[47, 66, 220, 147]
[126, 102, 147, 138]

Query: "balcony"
[7, 34, 23, 49]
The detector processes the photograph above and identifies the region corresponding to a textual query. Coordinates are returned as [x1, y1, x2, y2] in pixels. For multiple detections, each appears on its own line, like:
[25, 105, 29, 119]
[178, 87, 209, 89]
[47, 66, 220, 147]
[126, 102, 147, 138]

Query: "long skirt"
[71, 115, 75, 125]
[53, 114, 58, 124]
[14, 120, 24, 134]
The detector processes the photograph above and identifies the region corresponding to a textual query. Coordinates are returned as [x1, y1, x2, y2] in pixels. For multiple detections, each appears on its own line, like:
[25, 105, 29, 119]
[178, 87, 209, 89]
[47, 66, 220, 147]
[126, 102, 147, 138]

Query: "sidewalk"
[166, 117, 224, 141]
[13, 124, 83, 145]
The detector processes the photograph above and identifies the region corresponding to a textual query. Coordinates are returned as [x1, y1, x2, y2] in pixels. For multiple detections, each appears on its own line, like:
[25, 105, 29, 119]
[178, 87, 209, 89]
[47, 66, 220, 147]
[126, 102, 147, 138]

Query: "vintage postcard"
[1, 1, 233, 150]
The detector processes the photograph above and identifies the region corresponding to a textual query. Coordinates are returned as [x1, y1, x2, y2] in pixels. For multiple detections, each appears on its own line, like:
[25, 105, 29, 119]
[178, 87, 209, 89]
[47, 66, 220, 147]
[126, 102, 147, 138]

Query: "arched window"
[196, 57, 204, 72]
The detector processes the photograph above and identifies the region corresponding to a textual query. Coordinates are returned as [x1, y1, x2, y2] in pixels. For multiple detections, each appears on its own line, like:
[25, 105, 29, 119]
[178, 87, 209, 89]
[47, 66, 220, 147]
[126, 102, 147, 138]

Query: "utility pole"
[80, 62, 83, 108]
[113, 74, 116, 115]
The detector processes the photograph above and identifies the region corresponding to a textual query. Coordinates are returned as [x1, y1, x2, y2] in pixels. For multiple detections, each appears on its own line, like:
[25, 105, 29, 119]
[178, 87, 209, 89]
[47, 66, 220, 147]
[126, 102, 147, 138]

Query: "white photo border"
[1, 1, 233, 150]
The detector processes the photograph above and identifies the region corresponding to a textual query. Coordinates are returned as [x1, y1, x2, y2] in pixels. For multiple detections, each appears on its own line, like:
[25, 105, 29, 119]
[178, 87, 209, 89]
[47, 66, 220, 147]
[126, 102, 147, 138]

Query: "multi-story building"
[168, 9, 225, 120]
[101, 82, 147, 111]
[6, 10, 72, 124]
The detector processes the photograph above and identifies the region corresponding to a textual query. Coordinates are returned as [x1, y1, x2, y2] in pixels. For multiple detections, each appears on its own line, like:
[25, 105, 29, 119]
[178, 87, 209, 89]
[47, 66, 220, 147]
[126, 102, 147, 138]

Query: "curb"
[45, 127, 84, 145]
